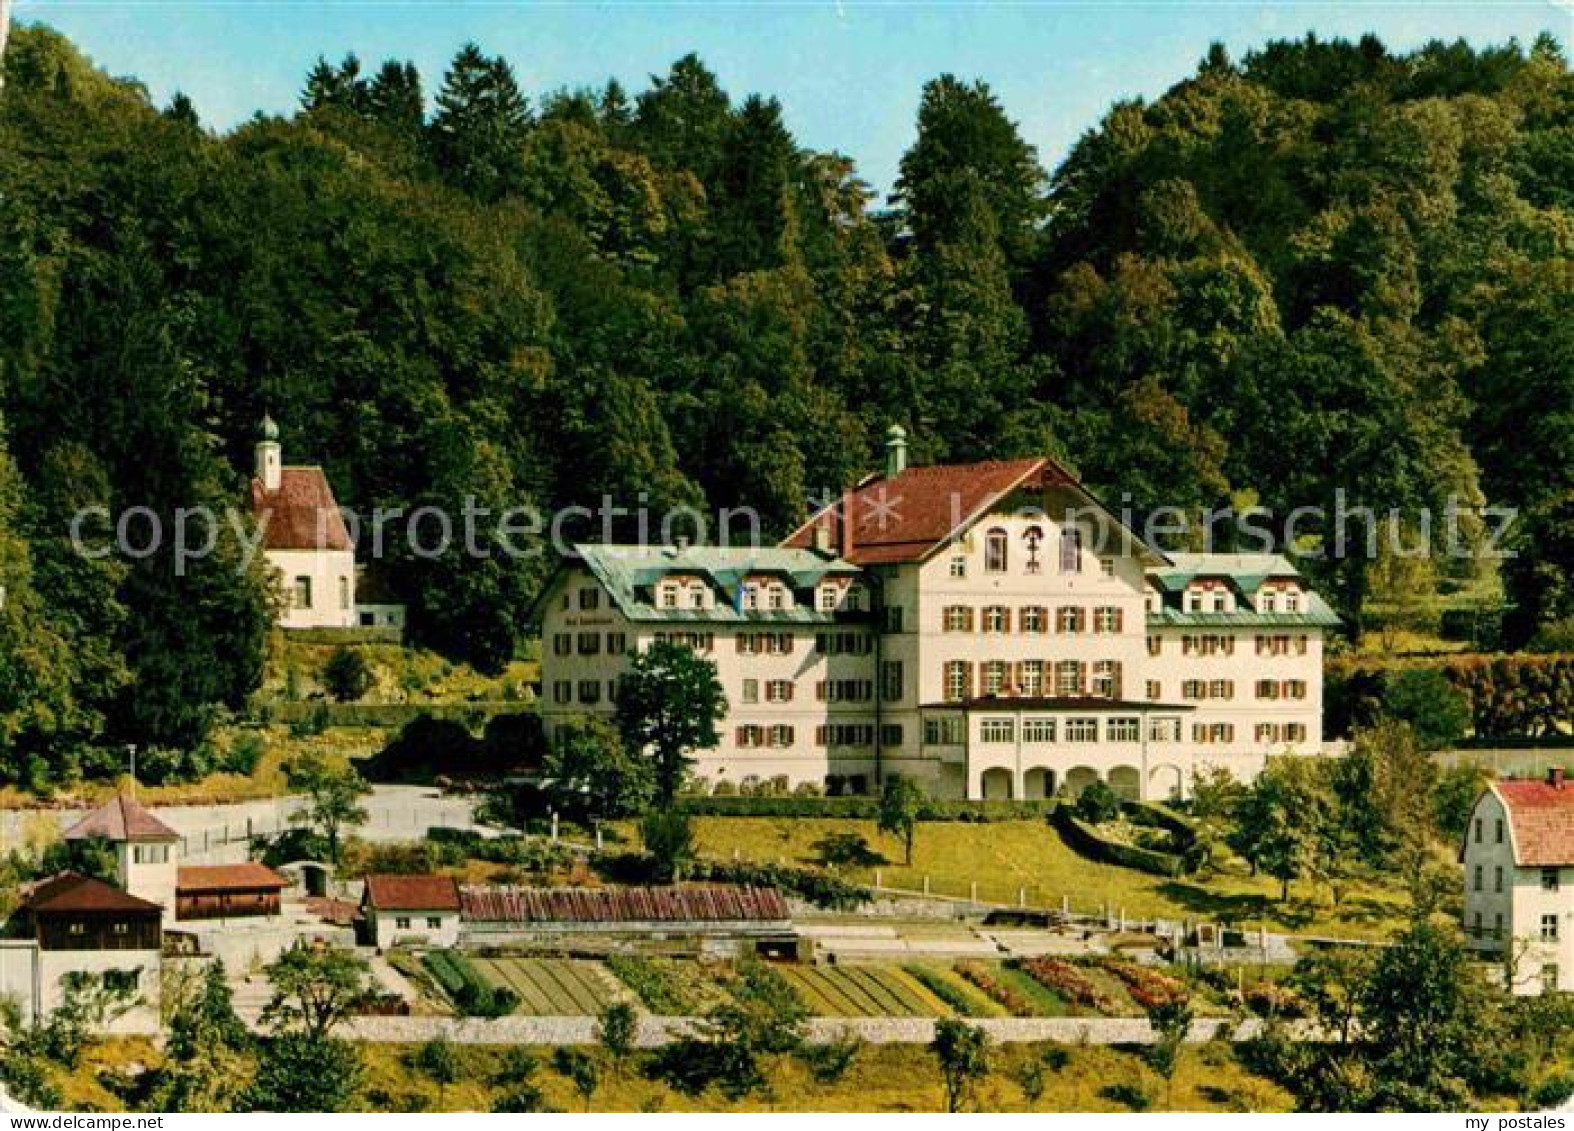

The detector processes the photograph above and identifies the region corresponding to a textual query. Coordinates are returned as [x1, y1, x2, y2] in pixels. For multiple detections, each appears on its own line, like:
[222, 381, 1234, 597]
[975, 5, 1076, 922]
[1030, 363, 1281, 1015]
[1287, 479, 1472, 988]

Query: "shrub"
[1075, 780, 1121, 823]
[420, 951, 517, 1018]
[288, 702, 332, 738]
[607, 956, 691, 1015]
[1101, 1082, 1151, 1111]
[321, 647, 374, 702]
[224, 731, 268, 776]
[800, 1032, 862, 1084]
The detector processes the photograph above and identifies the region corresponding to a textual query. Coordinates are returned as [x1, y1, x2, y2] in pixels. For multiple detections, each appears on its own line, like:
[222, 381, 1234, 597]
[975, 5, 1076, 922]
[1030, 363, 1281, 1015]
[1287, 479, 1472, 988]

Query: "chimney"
[841, 487, 857, 560]
[885, 423, 908, 478]
[1550, 767, 1566, 790]
[812, 522, 832, 554]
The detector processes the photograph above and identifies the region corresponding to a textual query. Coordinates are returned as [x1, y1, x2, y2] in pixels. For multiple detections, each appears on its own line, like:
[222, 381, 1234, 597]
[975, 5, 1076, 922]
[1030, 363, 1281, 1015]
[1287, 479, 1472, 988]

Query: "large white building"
[249, 415, 357, 629]
[538, 429, 1337, 801]
[1462, 772, 1574, 994]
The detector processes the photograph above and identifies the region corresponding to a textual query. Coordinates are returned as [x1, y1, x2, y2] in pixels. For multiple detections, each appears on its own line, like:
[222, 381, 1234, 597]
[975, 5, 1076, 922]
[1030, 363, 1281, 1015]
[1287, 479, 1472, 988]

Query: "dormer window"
[1186, 591, 1202, 612]
[688, 582, 707, 609]
[1284, 592, 1300, 612]
[846, 585, 864, 611]
[1211, 593, 1227, 613]
[768, 586, 787, 611]
[985, 528, 1008, 573]
[1260, 593, 1277, 613]
[819, 585, 838, 611]
[744, 584, 760, 611]
[660, 583, 679, 609]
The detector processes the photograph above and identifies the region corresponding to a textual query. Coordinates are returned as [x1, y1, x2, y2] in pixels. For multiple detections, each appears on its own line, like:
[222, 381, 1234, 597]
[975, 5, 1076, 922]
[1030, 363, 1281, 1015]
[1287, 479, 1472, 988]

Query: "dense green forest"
[1, 24, 1573, 786]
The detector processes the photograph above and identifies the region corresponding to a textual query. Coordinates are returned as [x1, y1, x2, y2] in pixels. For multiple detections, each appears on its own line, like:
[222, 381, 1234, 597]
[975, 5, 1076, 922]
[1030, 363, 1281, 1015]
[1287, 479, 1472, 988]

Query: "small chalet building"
[13, 873, 162, 1030]
[175, 862, 290, 922]
[63, 794, 180, 922]
[538, 427, 1337, 801]
[1463, 771, 1574, 994]
[362, 874, 462, 948]
[250, 415, 356, 629]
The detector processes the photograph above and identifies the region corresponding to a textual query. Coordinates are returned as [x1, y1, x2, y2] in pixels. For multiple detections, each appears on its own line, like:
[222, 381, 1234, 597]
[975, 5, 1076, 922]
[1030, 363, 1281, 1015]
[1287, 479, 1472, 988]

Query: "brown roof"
[1495, 780, 1574, 865]
[459, 885, 791, 925]
[64, 795, 179, 843]
[362, 874, 462, 912]
[250, 467, 352, 552]
[23, 872, 163, 915]
[177, 863, 289, 894]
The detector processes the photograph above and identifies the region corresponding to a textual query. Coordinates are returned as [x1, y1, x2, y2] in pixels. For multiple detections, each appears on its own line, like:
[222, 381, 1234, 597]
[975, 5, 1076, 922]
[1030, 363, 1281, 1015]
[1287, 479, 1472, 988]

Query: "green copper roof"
[1145, 552, 1341, 627]
[572, 544, 864, 624]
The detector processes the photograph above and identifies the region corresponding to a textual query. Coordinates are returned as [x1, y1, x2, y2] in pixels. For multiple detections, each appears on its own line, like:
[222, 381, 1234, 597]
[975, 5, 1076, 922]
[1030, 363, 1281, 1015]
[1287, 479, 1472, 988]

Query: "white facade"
[367, 907, 461, 948]
[539, 452, 1334, 801]
[268, 546, 358, 629]
[1462, 781, 1574, 994]
[251, 418, 358, 630]
[118, 836, 179, 924]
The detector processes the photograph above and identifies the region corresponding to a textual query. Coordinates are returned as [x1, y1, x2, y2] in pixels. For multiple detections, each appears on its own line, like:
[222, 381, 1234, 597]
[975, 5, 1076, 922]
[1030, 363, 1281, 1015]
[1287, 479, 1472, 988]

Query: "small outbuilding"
[175, 862, 290, 921]
[361, 874, 462, 948]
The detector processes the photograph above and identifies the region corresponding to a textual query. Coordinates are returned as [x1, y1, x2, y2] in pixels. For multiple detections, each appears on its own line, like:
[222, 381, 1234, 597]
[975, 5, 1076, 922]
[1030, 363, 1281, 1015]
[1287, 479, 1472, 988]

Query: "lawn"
[469, 956, 626, 1015]
[686, 816, 1411, 941]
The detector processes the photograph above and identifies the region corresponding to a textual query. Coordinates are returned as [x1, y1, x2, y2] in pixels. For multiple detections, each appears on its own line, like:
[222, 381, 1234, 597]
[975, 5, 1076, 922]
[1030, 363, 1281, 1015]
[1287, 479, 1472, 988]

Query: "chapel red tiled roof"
[362, 874, 462, 912]
[1495, 779, 1574, 866]
[250, 467, 352, 552]
[783, 458, 1070, 565]
[177, 863, 290, 893]
[23, 872, 163, 915]
[63, 795, 179, 843]
[459, 884, 791, 925]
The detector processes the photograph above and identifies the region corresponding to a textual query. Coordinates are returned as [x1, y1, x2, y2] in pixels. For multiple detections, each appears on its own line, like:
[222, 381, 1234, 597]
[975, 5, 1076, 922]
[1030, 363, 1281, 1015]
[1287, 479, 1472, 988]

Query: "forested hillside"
[1, 25, 1572, 786]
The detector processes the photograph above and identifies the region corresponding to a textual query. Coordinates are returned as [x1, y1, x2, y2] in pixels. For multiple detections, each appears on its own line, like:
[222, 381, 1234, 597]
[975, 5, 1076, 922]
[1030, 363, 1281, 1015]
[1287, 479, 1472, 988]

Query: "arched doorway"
[1063, 766, 1100, 798]
[1108, 765, 1141, 801]
[1149, 764, 1184, 802]
[1023, 767, 1056, 800]
[980, 767, 1014, 800]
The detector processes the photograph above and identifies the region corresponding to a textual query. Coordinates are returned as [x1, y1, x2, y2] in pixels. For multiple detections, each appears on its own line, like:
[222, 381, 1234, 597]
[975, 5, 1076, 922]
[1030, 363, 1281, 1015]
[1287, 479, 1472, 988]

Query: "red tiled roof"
[250, 468, 352, 552]
[1495, 779, 1574, 865]
[362, 874, 462, 912]
[64, 795, 179, 843]
[783, 458, 1073, 565]
[459, 884, 791, 925]
[177, 863, 289, 894]
[23, 872, 163, 915]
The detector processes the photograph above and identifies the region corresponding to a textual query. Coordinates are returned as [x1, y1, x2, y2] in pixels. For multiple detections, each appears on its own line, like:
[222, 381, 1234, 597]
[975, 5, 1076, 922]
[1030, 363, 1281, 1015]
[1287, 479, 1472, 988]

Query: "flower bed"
[954, 960, 1036, 1017]
[1014, 957, 1119, 1014]
[1098, 959, 1188, 1010]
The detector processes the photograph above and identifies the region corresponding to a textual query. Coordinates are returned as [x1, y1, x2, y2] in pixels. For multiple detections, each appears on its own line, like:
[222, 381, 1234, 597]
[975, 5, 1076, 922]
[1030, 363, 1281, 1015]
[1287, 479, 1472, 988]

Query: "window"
[1055, 660, 1084, 696]
[1543, 964, 1560, 994]
[1187, 591, 1203, 612]
[1059, 528, 1082, 574]
[427, 916, 442, 930]
[1259, 593, 1277, 613]
[985, 528, 1008, 573]
[579, 589, 600, 610]
[1020, 660, 1044, 697]
[1472, 911, 1483, 938]
[944, 661, 970, 701]
[736, 725, 764, 748]
[1474, 817, 1482, 843]
[1542, 914, 1560, 942]
[1056, 607, 1086, 633]
[1286, 680, 1307, 699]
[1256, 679, 1280, 700]
[1496, 819, 1504, 844]
[339, 576, 350, 610]
[1284, 593, 1301, 612]
[553, 634, 571, 656]
[1473, 865, 1483, 892]
[1093, 607, 1122, 633]
[660, 583, 679, 608]
[1495, 866, 1504, 893]
[949, 554, 967, 578]
[577, 681, 601, 704]
[845, 585, 865, 611]
[743, 584, 760, 611]
[882, 661, 904, 701]
[396, 917, 412, 930]
[577, 632, 601, 655]
[1146, 680, 1161, 700]
[768, 725, 795, 748]
[688, 582, 707, 609]
[293, 576, 312, 609]
[741, 678, 759, 704]
[1149, 718, 1181, 743]
[1092, 660, 1119, 699]
[766, 679, 794, 703]
[880, 724, 903, 746]
[943, 605, 973, 632]
[925, 715, 966, 745]
[1208, 679, 1234, 700]
[1020, 606, 1047, 633]
[982, 606, 1009, 633]
[768, 586, 786, 611]
[819, 679, 874, 703]
[1023, 718, 1056, 743]
[1147, 635, 1162, 657]
[1211, 593, 1227, 612]
[981, 718, 1014, 744]
[981, 660, 1009, 696]
[1182, 680, 1205, 701]
[819, 586, 838, 611]
[884, 606, 905, 633]
[818, 724, 875, 747]
[606, 632, 626, 655]
[1107, 717, 1140, 742]
[1065, 718, 1098, 743]
[1544, 867, 1561, 892]
[1495, 913, 1504, 939]
[133, 844, 168, 865]
[1099, 558, 1116, 579]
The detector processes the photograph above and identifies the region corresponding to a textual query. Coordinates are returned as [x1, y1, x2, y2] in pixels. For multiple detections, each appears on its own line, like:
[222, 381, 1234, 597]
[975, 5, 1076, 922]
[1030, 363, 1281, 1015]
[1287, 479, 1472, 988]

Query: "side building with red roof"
[1463, 769, 1574, 994]
[250, 414, 357, 629]
[361, 874, 463, 948]
[537, 425, 1335, 802]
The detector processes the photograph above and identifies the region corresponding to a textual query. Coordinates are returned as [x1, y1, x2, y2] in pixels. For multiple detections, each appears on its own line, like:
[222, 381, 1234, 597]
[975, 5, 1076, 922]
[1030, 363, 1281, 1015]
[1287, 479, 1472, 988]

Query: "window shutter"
[785, 681, 795, 703]
[1115, 608, 1125, 632]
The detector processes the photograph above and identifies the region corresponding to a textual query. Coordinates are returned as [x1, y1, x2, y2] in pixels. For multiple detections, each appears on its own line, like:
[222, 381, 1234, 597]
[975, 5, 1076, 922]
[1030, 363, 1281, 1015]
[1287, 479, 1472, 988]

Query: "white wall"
[1463, 789, 1574, 993]
[369, 909, 461, 949]
[268, 548, 357, 629]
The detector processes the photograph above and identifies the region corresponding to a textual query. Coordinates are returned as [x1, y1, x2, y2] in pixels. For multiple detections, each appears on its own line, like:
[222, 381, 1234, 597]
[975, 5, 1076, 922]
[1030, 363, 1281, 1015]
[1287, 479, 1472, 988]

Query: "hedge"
[1051, 808, 1192, 878]
[261, 700, 525, 728]
[676, 795, 1060, 822]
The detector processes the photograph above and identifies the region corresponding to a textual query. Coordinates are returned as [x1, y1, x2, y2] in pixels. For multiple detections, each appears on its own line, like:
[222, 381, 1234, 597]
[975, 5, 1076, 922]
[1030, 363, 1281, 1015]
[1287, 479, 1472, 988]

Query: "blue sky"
[16, 1, 1573, 195]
